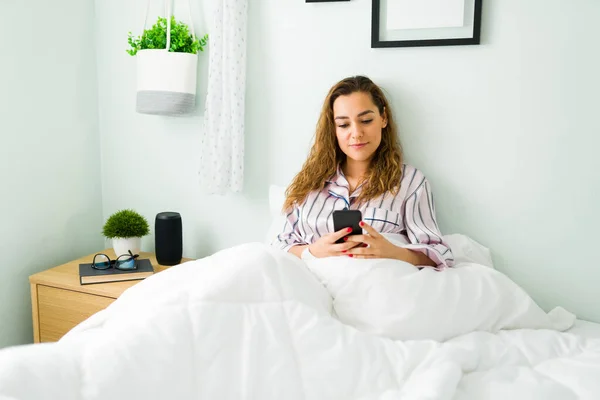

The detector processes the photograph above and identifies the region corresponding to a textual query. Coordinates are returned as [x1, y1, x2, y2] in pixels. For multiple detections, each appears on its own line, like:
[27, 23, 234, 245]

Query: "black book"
[79, 258, 154, 285]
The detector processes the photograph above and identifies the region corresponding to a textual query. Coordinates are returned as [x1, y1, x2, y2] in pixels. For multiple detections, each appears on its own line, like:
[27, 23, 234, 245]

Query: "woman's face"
[333, 91, 387, 165]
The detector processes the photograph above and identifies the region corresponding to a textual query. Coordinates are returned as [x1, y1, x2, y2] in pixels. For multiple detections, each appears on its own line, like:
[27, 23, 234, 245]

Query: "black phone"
[332, 209, 363, 244]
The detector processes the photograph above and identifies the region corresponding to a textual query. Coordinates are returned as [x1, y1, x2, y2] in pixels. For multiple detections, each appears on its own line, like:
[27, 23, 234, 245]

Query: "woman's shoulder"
[400, 164, 428, 191]
[401, 164, 427, 181]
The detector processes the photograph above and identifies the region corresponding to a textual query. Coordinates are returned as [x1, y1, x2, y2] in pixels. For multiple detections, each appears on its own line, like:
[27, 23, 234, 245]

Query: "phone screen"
[332, 210, 363, 244]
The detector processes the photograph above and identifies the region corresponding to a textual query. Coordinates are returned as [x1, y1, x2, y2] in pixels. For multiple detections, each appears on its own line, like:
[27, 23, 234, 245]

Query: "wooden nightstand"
[29, 249, 193, 343]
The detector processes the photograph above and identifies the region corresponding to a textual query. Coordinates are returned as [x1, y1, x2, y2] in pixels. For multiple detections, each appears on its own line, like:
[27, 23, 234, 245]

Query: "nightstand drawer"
[37, 285, 114, 342]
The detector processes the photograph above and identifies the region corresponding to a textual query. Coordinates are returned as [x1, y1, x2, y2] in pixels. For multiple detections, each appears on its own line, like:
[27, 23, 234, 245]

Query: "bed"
[0, 187, 599, 400]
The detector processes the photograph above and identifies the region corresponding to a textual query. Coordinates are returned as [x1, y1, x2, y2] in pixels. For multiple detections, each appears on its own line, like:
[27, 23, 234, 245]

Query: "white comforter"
[1, 243, 599, 400]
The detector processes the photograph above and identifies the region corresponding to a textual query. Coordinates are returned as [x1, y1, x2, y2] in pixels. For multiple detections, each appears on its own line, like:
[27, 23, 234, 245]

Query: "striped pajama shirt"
[272, 164, 454, 269]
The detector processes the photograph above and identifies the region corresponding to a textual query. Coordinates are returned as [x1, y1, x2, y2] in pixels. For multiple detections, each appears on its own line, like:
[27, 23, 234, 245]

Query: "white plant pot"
[112, 237, 142, 257]
[136, 49, 198, 116]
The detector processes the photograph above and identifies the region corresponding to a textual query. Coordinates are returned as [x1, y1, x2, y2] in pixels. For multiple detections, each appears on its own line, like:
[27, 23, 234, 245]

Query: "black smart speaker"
[155, 212, 183, 266]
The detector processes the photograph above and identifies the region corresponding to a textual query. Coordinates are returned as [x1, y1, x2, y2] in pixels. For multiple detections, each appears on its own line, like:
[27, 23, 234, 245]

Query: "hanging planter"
[127, 0, 208, 116]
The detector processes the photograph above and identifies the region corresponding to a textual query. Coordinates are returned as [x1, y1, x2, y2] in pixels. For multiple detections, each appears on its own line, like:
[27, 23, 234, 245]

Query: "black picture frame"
[372, 0, 483, 48]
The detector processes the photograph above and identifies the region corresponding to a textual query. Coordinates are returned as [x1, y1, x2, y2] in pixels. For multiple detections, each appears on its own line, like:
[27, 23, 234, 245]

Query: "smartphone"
[332, 210, 363, 244]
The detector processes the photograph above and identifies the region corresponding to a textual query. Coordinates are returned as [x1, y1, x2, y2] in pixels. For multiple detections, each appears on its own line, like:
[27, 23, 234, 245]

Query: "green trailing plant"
[102, 209, 150, 239]
[127, 16, 208, 56]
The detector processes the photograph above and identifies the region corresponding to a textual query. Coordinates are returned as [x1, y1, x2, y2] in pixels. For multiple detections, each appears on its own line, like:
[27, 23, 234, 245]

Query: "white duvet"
[1, 243, 600, 400]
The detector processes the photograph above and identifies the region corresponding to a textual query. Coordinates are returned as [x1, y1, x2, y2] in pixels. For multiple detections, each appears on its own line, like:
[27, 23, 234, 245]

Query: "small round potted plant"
[102, 209, 150, 256]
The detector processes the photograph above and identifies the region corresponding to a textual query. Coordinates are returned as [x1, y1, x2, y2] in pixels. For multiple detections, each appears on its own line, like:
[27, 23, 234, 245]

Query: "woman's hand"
[344, 221, 404, 260]
[345, 222, 437, 266]
[308, 227, 361, 258]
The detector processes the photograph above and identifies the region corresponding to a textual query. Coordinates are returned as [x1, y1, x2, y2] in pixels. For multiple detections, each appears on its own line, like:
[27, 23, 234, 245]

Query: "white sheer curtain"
[199, 0, 247, 194]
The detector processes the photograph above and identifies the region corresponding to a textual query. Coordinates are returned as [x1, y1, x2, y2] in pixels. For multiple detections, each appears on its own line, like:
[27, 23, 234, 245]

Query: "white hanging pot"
[112, 237, 142, 257]
[136, 0, 198, 116]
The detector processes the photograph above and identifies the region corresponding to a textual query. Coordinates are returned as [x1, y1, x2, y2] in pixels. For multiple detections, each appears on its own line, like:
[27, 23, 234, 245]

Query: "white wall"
[96, 0, 600, 322]
[94, 0, 272, 259]
[0, 0, 103, 347]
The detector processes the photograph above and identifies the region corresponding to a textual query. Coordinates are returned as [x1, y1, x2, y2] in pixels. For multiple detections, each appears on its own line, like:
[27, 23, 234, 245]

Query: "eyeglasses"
[92, 250, 139, 271]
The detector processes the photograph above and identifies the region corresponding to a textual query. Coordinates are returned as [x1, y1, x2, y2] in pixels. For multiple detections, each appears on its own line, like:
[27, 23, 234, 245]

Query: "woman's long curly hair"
[283, 76, 404, 212]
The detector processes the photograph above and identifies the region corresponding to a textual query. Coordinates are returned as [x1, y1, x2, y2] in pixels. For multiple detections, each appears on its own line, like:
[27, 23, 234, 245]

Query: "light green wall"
[256, 0, 600, 321]
[0, 0, 597, 350]
[0, 0, 103, 347]
[429, 1, 600, 322]
[91, 0, 600, 331]
[95, 0, 600, 321]
[94, 0, 271, 260]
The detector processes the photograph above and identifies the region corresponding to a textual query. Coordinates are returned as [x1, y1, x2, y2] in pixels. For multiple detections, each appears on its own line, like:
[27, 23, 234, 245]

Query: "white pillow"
[265, 184, 495, 268]
[443, 233, 494, 268]
[305, 257, 576, 342]
[264, 185, 288, 245]
[269, 184, 287, 218]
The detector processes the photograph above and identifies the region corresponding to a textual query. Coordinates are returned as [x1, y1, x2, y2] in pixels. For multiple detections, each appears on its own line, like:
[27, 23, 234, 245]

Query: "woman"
[272, 76, 454, 270]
